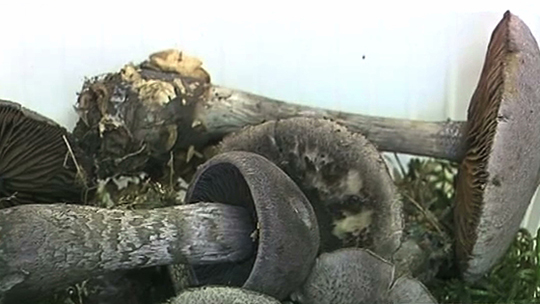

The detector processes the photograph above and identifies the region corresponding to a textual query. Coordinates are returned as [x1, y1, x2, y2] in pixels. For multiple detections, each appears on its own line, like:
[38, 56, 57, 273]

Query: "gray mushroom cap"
[165, 286, 281, 304]
[454, 10, 540, 282]
[290, 248, 437, 304]
[388, 277, 438, 304]
[290, 248, 395, 304]
[219, 117, 403, 260]
[184, 151, 320, 300]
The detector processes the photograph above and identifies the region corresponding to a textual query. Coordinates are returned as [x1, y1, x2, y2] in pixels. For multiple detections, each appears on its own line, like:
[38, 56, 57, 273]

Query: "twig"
[168, 151, 175, 189]
[0, 192, 18, 203]
[393, 153, 408, 178]
[402, 192, 445, 236]
[112, 144, 147, 165]
[62, 135, 87, 187]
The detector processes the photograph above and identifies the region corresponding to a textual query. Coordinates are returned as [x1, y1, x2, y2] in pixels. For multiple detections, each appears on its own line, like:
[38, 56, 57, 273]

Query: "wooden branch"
[198, 86, 467, 162]
[0, 203, 254, 302]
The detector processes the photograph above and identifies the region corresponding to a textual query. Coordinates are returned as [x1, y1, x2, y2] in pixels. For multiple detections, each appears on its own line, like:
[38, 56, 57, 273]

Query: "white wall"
[1, 1, 540, 230]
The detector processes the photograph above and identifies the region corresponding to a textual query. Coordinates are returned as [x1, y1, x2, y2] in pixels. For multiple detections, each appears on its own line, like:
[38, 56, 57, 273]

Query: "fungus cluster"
[1, 9, 539, 304]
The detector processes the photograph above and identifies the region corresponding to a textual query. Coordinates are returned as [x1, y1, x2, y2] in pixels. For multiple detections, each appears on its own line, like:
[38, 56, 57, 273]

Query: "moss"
[392, 155, 540, 304]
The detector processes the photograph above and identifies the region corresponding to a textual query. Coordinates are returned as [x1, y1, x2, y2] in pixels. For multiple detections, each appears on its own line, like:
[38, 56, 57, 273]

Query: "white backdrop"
[1, 1, 540, 230]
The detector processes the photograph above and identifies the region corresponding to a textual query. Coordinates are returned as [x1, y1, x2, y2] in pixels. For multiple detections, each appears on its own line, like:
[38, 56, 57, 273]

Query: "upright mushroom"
[0, 100, 93, 207]
[454, 11, 540, 282]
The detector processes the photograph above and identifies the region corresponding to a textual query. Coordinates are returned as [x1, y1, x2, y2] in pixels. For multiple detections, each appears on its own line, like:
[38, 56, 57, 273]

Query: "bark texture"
[0, 202, 254, 302]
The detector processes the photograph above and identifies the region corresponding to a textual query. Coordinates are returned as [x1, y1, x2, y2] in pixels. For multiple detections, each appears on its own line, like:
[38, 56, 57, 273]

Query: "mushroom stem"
[200, 85, 467, 162]
[0, 202, 254, 302]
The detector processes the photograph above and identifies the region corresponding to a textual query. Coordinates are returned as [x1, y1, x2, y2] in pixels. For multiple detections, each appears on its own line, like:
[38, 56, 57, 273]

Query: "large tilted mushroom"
[0, 100, 93, 207]
[0, 151, 319, 303]
[218, 117, 403, 260]
[454, 11, 540, 282]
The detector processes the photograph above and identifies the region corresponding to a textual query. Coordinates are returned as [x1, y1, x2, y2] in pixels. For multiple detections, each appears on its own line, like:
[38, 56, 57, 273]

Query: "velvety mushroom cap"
[167, 286, 281, 304]
[184, 151, 320, 300]
[290, 248, 395, 304]
[0, 100, 93, 207]
[454, 11, 540, 282]
[219, 117, 403, 259]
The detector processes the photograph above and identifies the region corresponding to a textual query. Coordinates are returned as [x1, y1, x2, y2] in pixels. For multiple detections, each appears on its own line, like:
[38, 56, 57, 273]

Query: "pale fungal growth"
[164, 286, 281, 304]
[219, 117, 403, 259]
[454, 11, 540, 282]
[0, 99, 93, 207]
[147, 49, 210, 82]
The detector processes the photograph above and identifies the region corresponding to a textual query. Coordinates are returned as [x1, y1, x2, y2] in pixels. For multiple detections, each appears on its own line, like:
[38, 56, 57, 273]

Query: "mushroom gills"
[183, 151, 320, 301]
[454, 10, 540, 282]
[0, 100, 93, 207]
[186, 162, 258, 287]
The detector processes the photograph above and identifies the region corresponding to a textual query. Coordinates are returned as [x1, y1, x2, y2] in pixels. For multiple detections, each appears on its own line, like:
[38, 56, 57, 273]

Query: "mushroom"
[0, 151, 319, 303]
[454, 11, 540, 282]
[290, 248, 437, 304]
[184, 151, 320, 300]
[218, 117, 403, 260]
[0, 99, 93, 207]
[0, 202, 253, 303]
[164, 286, 281, 304]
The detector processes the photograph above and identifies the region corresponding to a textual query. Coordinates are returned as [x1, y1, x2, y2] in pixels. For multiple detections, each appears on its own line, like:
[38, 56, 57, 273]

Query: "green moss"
[428, 227, 540, 303]
[392, 155, 540, 304]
